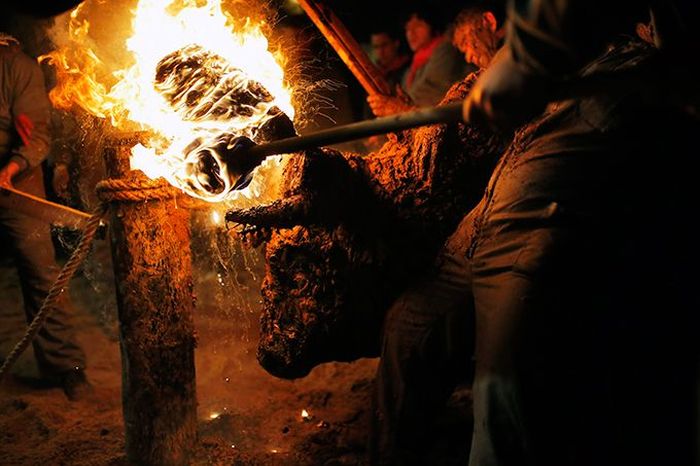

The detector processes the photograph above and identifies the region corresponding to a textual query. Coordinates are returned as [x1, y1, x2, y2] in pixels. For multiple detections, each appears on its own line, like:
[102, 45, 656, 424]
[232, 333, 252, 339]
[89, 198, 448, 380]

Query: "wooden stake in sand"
[102, 135, 197, 466]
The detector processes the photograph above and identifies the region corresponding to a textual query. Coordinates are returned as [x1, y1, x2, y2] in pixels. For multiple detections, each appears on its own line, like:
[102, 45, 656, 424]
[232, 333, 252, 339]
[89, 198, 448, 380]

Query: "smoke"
[48, 0, 135, 77]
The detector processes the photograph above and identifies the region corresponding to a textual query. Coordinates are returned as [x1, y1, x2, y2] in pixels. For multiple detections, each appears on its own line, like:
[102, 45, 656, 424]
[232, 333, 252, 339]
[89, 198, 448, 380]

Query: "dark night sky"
[274, 0, 484, 41]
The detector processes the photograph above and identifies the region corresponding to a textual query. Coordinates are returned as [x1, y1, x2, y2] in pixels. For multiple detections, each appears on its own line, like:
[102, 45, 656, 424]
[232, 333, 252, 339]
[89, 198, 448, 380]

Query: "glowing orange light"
[44, 0, 294, 204]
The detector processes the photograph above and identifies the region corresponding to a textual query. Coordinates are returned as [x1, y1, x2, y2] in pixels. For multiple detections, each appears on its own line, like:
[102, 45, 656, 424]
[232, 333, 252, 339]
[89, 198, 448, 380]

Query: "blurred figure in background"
[361, 26, 410, 151]
[368, 5, 472, 116]
[369, 26, 409, 89]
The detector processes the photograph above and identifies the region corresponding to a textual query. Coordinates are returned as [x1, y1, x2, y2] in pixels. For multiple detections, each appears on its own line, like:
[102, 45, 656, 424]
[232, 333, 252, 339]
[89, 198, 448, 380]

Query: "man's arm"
[464, 0, 650, 130]
[508, 0, 646, 76]
[8, 51, 51, 171]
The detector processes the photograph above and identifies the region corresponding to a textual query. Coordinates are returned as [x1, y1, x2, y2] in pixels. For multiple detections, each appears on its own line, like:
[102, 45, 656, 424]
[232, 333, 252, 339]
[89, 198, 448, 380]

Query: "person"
[451, 6, 505, 69]
[458, 1, 699, 465]
[361, 27, 410, 151]
[368, 4, 508, 465]
[369, 28, 410, 89]
[367, 6, 472, 117]
[0, 33, 91, 401]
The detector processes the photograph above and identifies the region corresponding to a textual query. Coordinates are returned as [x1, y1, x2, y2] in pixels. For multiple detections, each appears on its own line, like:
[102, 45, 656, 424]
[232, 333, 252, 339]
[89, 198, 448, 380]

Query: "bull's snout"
[257, 344, 314, 380]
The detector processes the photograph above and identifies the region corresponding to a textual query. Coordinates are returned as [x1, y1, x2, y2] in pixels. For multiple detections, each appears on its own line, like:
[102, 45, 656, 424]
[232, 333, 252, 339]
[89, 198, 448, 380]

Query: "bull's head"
[226, 150, 391, 378]
[256, 225, 387, 378]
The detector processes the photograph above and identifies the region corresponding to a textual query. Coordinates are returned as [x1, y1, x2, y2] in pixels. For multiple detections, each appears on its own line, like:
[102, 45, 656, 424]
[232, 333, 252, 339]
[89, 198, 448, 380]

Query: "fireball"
[42, 0, 295, 203]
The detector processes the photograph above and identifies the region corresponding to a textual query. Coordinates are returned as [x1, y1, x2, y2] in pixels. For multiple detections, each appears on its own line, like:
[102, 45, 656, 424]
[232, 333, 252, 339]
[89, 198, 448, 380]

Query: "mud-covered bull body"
[228, 75, 505, 378]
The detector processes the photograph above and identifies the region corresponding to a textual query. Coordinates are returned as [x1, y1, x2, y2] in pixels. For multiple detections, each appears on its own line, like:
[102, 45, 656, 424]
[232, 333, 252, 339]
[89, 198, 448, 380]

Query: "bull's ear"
[11, 0, 84, 18]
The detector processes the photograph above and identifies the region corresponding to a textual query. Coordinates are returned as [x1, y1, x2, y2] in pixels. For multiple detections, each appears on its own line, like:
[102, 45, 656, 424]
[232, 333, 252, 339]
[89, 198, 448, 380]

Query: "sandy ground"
[0, 224, 470, 465]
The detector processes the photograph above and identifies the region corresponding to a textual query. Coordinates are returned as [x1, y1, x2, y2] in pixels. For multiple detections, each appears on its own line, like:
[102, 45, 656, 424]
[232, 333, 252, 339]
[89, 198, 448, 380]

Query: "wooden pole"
[297, 0, 391, 96]
[246, 102, 463, 159]
[103, 136, 197, 466]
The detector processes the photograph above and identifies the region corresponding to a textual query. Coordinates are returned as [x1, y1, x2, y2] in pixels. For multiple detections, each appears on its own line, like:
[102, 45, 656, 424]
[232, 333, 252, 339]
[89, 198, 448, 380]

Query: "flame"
[45, 0, 294, 203]
[41, 5, 119, 118]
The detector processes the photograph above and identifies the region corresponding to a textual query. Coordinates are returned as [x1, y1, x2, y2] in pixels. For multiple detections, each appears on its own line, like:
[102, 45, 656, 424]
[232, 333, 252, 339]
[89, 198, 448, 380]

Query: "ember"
[301, 409, 312, 421]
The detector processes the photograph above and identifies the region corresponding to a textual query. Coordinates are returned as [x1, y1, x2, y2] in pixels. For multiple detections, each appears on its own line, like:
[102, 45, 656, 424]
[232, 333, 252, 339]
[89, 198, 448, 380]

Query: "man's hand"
[367, 86, 414, 117]
[463, 47, 550, 130]
[0, 160, 22, 190]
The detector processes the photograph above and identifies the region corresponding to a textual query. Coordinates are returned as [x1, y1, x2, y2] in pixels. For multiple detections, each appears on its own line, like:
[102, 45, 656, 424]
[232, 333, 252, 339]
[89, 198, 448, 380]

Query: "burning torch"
[188, 101, 463, 196]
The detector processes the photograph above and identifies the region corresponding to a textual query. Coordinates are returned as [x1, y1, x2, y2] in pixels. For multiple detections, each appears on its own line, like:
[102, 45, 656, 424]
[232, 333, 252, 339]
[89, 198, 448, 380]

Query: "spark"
[301, 409, 313, 421]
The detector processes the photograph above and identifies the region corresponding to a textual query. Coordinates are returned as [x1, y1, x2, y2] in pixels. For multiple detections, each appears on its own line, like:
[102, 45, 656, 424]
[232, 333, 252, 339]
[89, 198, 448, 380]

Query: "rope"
[0, 177, 179, 383]
[96, 177, 177, 203]
[0, 204, 106, 381]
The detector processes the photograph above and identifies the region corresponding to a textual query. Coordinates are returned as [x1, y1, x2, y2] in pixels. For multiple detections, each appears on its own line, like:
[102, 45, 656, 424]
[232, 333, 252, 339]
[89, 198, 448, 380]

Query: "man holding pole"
[366, 4, 509, 464]
[457, 2, 699, 465]
[360, 0, 698, 464]
[0, 32, 91, 401]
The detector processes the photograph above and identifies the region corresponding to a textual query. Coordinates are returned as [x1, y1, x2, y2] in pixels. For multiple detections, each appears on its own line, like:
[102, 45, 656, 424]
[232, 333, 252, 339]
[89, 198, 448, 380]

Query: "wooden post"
[103, 136, 197, 466]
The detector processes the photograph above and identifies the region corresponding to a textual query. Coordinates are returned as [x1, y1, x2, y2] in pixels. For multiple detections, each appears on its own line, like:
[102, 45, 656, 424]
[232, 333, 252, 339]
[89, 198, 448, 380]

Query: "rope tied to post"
[96, 177, 178, 203]
[0, 176, 181, 383]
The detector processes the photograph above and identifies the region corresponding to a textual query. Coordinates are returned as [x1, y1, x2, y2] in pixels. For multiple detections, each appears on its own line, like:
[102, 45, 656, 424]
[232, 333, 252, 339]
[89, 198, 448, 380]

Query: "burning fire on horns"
[42, 0, 295, 203]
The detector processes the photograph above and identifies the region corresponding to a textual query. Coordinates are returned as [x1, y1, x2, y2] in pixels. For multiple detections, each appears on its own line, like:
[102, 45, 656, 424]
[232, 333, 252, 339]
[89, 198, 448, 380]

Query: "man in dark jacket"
[0, 33, 90, 401]
[460, 2, 699, 465]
